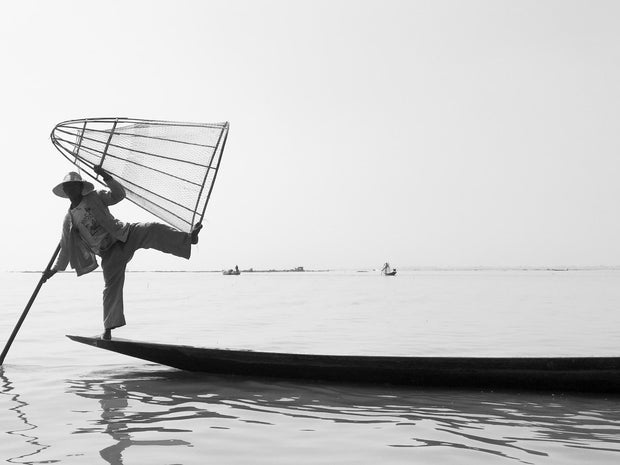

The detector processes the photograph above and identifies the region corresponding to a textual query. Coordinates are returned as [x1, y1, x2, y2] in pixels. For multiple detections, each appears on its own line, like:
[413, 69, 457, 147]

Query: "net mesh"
[51, 117, 228, 233]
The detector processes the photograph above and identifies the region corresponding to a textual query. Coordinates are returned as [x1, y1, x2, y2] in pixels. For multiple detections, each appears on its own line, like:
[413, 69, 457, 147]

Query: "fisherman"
[42, 167, 202, 340]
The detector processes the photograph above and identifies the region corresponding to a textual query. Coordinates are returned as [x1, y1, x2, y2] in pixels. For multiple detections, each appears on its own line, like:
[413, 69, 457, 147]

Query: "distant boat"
[381, 262, 397, 276]
[223, 265, 241, 276]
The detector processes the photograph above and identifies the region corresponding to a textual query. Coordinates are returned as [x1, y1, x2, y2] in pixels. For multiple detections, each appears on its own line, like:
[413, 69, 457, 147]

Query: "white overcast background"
[1, 0, 619, 271]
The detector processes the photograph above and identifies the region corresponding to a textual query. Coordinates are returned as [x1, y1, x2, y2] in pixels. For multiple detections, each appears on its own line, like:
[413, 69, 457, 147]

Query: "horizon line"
[5, 265, 620, 273]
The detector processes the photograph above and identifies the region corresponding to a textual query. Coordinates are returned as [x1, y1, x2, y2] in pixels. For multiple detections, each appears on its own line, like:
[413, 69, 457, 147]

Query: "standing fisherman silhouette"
[42, 167, 202, 339]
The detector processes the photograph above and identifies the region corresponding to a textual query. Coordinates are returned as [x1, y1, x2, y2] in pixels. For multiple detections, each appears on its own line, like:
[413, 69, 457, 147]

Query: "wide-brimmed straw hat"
[52, 171, 95, 198]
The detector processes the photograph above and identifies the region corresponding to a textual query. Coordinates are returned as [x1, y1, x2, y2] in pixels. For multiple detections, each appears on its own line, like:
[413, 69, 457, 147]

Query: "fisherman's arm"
[94, 165, 126, 205]
[42, 217, 70, 282]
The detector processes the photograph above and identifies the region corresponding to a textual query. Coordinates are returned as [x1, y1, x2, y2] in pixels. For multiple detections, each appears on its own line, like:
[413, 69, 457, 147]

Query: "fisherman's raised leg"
[97, 222, 199, 339]
[124, 222, 193, 259]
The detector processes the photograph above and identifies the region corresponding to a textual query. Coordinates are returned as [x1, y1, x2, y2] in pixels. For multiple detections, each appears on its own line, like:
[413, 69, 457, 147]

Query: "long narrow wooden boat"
[67, 335, 620, 393]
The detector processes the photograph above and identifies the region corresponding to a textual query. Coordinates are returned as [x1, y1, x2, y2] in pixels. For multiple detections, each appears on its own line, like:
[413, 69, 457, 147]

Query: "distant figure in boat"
[223, 265, 241, 275]
[381, 262, 397, 276]
[42, 168, 203, 340]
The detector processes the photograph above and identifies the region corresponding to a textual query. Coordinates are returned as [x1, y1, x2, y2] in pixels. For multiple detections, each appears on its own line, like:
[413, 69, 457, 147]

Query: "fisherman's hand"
[42, 268, 57, 283]
[93, 165, 112, 181]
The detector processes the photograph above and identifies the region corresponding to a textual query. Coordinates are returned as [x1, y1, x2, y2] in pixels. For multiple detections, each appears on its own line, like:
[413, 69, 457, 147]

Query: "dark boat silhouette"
[67, 335, 620, 393]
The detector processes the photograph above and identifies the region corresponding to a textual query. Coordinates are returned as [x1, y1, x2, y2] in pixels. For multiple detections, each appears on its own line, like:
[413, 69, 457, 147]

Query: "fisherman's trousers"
[100, 222, 191, 330]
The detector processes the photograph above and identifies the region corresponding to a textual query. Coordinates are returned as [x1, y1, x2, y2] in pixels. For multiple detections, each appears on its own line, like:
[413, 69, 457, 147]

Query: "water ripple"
[60, 367, 620, 464]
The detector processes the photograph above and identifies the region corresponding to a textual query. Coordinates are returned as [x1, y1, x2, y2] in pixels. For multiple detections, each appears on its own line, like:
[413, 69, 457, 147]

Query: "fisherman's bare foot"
[191, 223, 203, 244]
[102, 329, 112, 340]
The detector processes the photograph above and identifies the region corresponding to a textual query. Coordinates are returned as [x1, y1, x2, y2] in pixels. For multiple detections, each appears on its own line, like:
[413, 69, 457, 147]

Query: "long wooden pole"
[0, 243, 61, 365]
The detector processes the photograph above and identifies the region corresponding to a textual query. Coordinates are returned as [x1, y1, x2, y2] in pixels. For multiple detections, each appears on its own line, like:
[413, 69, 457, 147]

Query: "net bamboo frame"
[51, 117, 229, 233]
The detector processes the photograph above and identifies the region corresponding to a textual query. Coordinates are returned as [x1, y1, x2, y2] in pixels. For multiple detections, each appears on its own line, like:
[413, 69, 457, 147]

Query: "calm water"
[1, 270, 619, 464]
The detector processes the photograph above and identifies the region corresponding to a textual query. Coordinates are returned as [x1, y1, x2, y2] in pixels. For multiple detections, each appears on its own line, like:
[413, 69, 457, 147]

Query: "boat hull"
[66, 335, 620, 393]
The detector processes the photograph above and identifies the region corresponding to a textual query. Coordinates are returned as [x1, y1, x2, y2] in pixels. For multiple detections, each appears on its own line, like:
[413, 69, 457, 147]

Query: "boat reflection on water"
[95, 381, 192, 464]
[64, 366, 620, 465]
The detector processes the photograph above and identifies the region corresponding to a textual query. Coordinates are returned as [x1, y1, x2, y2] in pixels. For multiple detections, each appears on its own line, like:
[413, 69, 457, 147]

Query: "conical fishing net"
[51, 117, 229, 233]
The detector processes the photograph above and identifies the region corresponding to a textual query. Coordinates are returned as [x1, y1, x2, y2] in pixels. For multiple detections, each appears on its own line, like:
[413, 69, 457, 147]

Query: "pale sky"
[1, 0, 619, 271]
